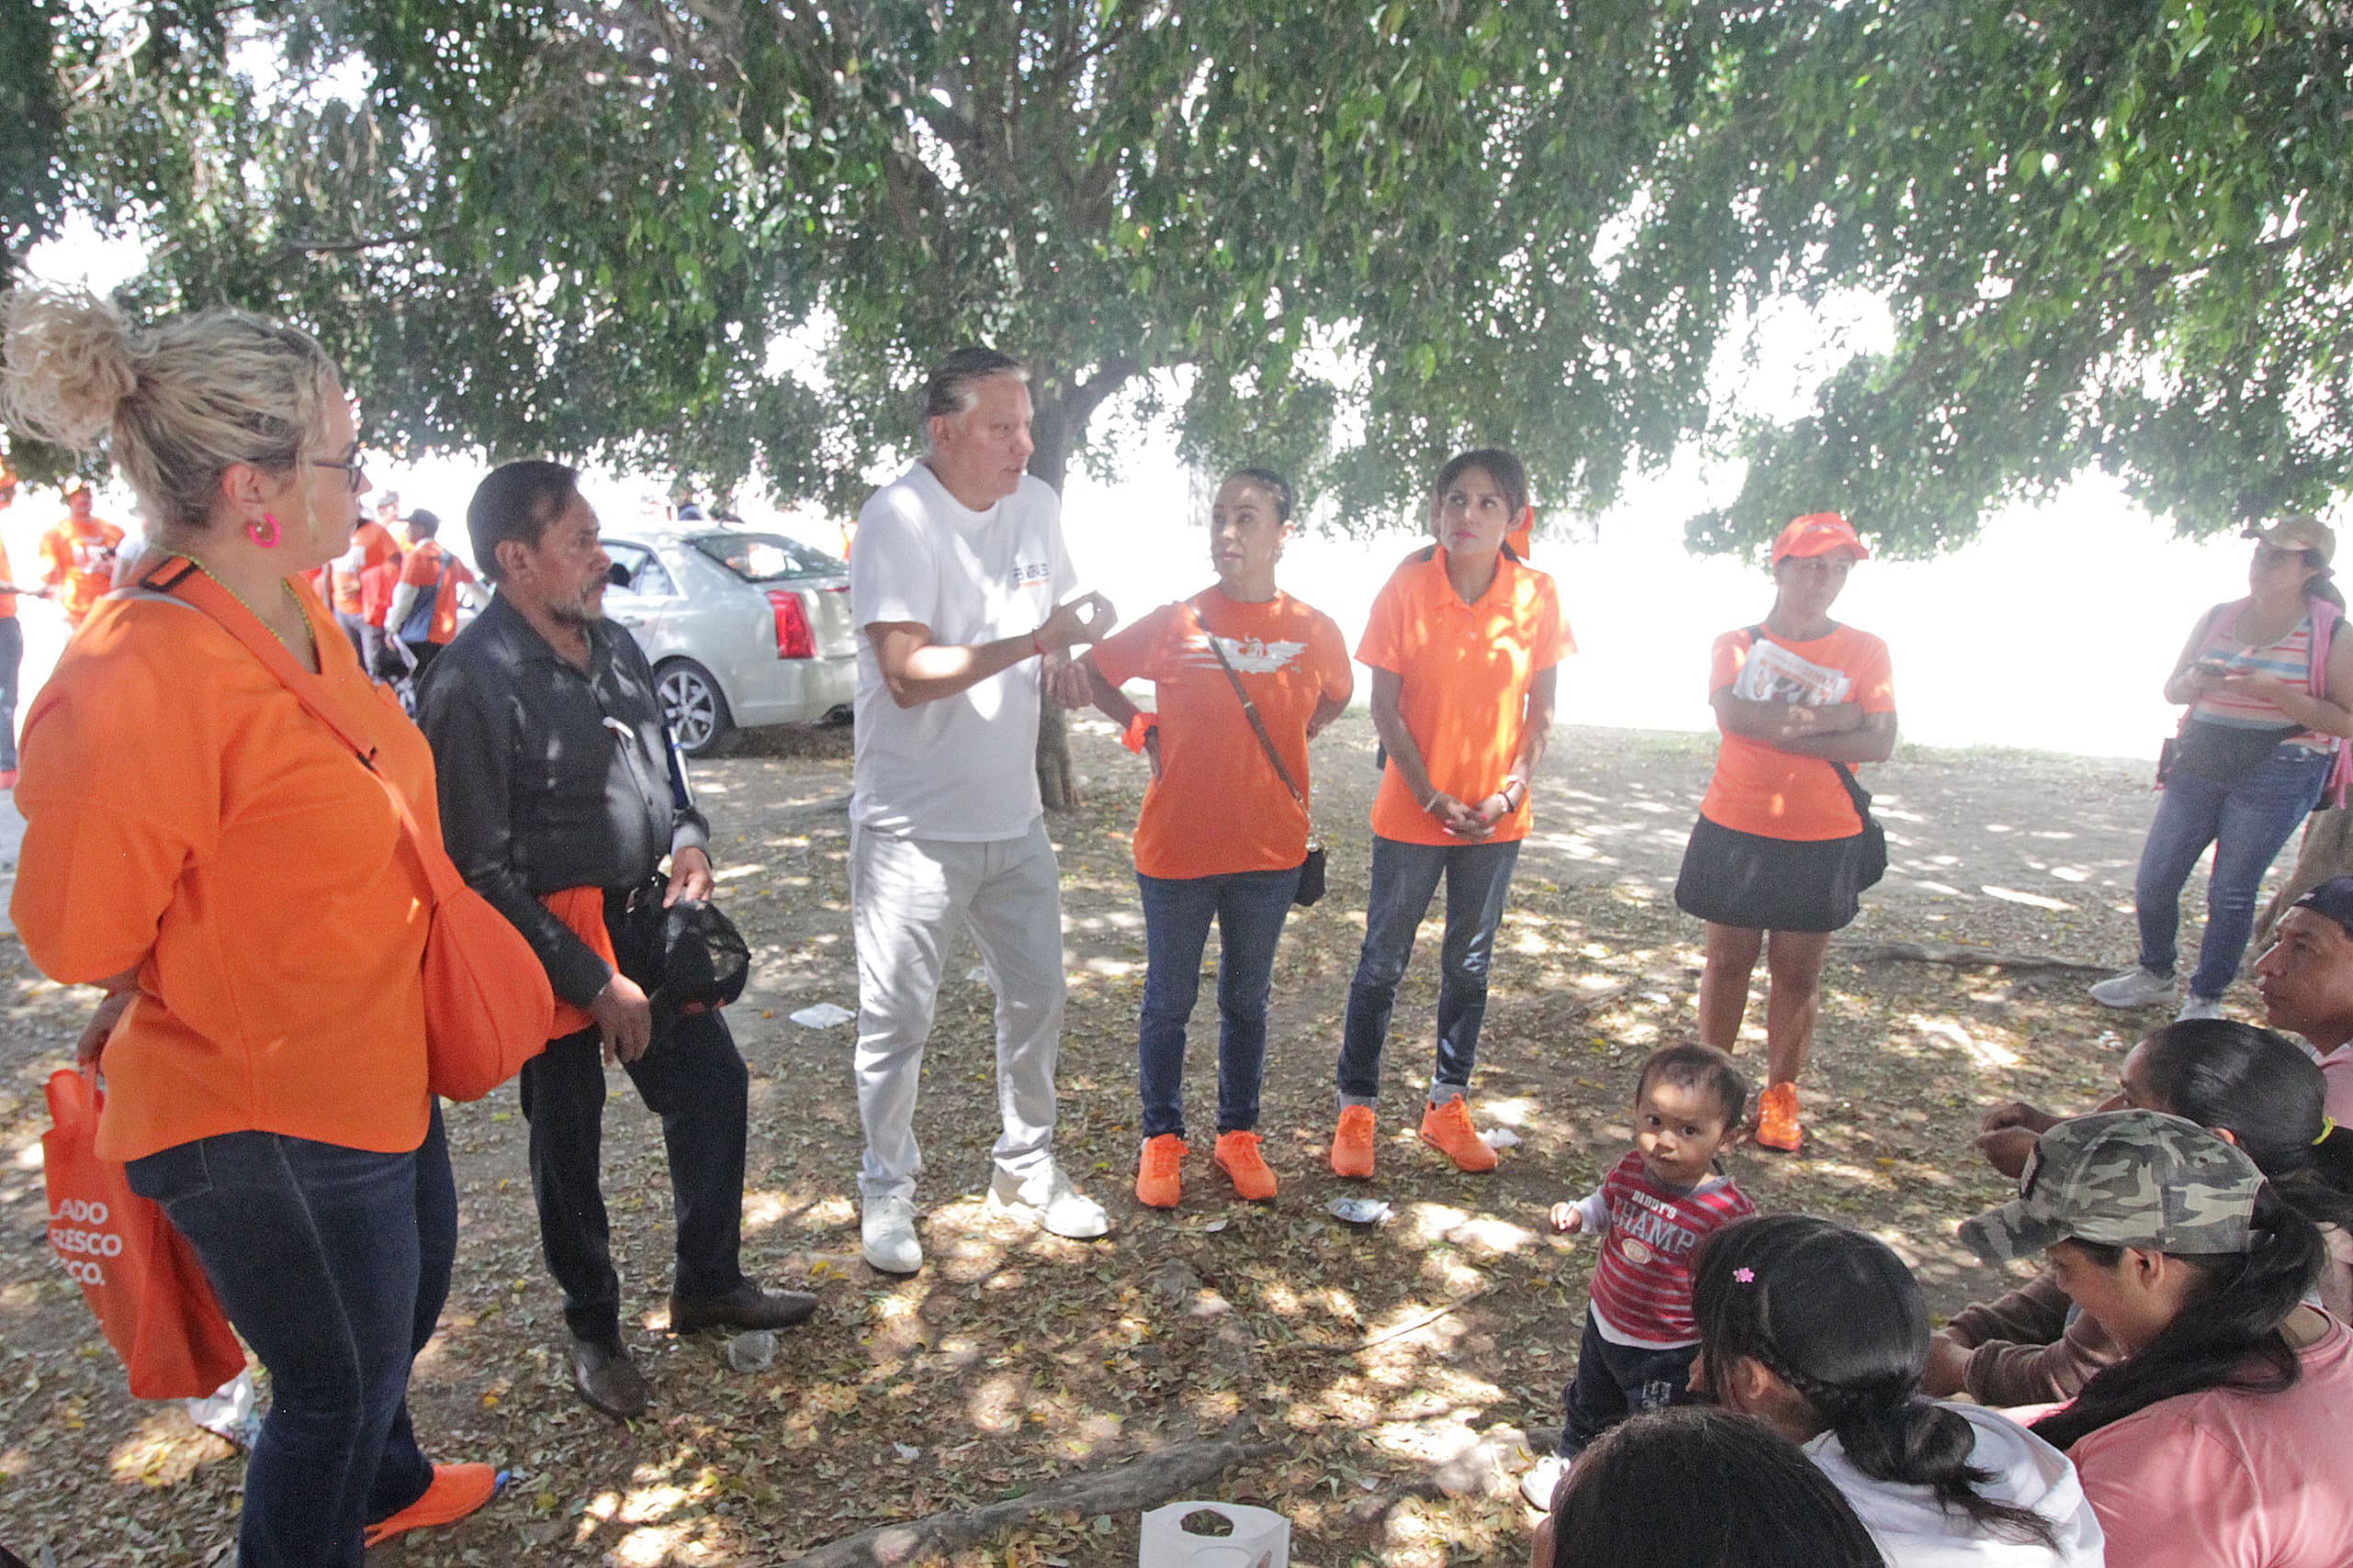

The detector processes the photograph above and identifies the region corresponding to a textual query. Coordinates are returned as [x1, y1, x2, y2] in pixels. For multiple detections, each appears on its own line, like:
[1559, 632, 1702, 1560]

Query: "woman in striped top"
[2092, 517, 2353, 1020]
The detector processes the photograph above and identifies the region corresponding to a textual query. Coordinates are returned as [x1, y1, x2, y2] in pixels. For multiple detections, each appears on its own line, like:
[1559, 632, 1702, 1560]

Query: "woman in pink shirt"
[1964, 1109, 2353, 1568]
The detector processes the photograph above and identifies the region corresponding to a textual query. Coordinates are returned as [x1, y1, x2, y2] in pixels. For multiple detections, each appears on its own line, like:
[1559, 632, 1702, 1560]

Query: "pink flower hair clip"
[1733, 1267, 1756, 1284]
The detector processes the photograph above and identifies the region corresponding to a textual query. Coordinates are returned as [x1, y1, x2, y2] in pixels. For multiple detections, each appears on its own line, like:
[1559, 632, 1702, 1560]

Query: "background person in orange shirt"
[0, 460, 53, 786]
[1674, 512, 1897, 1153]
[357, 513, 408, 678]
[38, 479, 123, 628]
[0, 287, 494, 1563]
[329, 490, 401, 665]
[1334, 448, 1565, 1179]
[1074, 467, 1353, 1209]
[388, 506, 478, 676]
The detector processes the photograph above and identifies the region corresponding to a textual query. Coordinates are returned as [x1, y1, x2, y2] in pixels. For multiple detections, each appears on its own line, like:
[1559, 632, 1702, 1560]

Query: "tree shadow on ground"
[0, 717, 2214, 1564]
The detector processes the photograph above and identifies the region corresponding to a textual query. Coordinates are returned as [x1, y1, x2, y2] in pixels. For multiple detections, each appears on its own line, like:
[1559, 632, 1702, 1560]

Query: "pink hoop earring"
[247, 513, 281, 549]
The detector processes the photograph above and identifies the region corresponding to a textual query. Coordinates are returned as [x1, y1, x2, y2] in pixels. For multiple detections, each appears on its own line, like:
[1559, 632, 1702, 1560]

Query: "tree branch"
[280, 226, 450, 257]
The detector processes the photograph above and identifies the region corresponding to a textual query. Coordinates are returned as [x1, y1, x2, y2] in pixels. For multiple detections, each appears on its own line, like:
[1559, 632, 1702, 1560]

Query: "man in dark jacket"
[418, 460, 813, 1420]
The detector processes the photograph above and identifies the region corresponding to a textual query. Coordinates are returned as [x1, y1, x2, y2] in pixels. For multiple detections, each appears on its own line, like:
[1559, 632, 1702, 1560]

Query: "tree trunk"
[1029, 384, 1082, 811]
[2256, 807, 2353, 951]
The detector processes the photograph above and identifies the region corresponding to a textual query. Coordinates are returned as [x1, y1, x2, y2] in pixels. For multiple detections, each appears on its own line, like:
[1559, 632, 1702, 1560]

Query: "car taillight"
[767, 588, 816, 659]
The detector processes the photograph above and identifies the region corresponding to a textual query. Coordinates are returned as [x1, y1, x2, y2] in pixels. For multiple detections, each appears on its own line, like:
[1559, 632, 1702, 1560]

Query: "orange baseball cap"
[1771, 512, 1870, 566]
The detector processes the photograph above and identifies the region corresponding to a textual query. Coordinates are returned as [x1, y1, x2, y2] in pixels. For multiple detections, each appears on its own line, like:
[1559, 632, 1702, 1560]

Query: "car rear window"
[688, 532, 845, 582]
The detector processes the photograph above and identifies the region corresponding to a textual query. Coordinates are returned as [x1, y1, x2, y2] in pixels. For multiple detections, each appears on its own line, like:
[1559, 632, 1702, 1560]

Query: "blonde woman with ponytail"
[1, 287, 494, 1563]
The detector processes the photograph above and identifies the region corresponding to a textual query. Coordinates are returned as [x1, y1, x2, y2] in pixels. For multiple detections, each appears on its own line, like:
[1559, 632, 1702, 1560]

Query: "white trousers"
[850, 819, 1066, 1201]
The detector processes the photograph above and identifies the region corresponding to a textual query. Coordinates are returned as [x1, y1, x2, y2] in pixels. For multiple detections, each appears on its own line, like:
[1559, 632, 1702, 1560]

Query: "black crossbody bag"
[1199, 602, 1326, 906]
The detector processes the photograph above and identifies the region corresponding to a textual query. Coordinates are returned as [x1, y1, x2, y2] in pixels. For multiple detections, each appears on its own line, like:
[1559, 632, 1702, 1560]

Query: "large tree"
[11, 0, 2353, 551]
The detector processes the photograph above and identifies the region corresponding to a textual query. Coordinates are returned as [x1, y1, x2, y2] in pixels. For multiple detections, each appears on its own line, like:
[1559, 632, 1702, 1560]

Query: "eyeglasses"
[2253, 544, 2321, 568]
[312, 453, 367, 493]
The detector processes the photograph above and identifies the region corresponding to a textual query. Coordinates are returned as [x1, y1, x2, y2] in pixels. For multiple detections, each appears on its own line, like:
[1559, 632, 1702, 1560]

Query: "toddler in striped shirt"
[1520, 1043, 1756, 1511]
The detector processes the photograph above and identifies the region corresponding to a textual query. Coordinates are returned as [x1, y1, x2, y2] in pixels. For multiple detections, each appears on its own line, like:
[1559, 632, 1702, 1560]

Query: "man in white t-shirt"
[848, 347, 1118, 1273]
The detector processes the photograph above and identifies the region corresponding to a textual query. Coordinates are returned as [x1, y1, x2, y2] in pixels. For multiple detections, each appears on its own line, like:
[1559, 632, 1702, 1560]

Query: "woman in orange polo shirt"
[1334, 448, 1566, 1178]
[1077, 468, 1353, 1208]
[0, 288, 492, 1564]
[1674, 513, 1896, 1154]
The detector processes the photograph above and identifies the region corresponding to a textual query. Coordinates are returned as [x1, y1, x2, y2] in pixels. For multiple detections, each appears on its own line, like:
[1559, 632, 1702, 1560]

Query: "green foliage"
[1660, 0, 2353, 555]
[8, 0, 2353, 551]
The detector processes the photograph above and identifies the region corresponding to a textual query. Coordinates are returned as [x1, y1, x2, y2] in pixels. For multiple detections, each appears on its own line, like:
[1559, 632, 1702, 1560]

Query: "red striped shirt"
[1575, 1149, 1756, 1348]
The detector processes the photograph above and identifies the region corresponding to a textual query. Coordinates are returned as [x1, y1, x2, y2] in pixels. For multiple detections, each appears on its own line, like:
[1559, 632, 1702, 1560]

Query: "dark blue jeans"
[1338, 835, 1522, 1104]
[1559, 1311, 1699, 1457]
[2136, 744, 2334, 999]
[1136, 864, 1302, 1139]
[0, 614, 20, 770]
[127, 1104, 456, 1568]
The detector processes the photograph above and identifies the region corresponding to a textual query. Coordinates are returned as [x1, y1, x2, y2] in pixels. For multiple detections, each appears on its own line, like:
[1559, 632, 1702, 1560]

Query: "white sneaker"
[2177, 994, 2227, 1021]
[1520, 1452, 1574, 1510]
[988, 1162, 1110, 1240]
[859, 1194, 923, 1274]
[2088, 967, 2176, 1008]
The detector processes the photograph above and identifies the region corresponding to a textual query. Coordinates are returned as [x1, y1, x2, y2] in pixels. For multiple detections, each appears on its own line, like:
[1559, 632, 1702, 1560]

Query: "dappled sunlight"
[1909, 1013, 2022, 1071]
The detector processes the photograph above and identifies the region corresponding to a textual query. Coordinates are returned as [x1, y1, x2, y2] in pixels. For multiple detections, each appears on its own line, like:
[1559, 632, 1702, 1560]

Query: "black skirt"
[1674, 814, 1870, 933]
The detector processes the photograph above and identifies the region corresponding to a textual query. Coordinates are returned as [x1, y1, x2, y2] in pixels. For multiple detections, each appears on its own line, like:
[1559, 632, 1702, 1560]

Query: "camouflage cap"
[1960, 1109, 2263, 1264]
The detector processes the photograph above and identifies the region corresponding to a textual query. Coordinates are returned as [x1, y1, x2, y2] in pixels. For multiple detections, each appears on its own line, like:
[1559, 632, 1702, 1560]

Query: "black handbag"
[1828, 761, 1890, 892]
[1199, 601, 1325, 906]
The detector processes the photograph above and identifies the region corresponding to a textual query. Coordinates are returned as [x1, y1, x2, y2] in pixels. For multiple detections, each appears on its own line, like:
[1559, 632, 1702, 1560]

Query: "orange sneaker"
[1213, 1131, 1278, 1200]
[1136, 1134, 1187, 1208]
[362, 1462, 500, 1548]
[1330, 1105, 1377, 1178]
[1419, 1096, 1500, 1172]
[1755, 1082, 1803, 1153]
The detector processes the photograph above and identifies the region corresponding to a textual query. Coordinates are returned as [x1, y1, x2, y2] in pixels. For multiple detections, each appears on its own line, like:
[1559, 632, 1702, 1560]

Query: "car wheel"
[656, 659, 735, 756]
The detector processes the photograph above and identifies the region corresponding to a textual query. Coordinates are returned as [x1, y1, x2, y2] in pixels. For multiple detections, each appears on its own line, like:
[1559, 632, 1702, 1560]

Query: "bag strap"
[1746, 623, 1876, 818]
[141, 558, 464, 908]
[1192, 597, 1311, 820]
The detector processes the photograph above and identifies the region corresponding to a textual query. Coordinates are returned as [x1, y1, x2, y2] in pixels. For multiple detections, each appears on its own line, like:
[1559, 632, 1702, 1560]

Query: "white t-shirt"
[1804, 1403, 2107, 1567]
[850, 462, 1075, 839]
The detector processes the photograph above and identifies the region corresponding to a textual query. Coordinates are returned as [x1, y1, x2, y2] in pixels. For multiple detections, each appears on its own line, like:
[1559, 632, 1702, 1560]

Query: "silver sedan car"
[600, 525, 858, 756]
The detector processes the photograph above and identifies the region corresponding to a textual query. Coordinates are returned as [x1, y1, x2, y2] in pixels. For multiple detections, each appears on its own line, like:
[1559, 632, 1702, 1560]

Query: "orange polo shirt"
[1089, 588, 1353, 880]
[1357, 546, 1569, 846]
[331, 520, 400, 616]
[12, 575, 438, 1161]
[1700, 623, 1895, 842]
[40, 517, 125, 625]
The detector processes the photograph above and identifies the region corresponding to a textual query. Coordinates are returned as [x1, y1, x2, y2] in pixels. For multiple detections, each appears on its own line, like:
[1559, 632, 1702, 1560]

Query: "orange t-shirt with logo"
[1358, 547, 1571, 846]
[11, 576, 439, 1161]
[332, 521, 401, 616]
[40, 517, 125, 625]
[1699, 623, 1895, 842]
[398, 540, 477, 644]
[1090, 588, 1353, 880]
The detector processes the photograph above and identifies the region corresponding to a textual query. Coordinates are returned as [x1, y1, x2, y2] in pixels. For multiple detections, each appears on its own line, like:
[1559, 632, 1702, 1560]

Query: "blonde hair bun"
[0, 286, 335, 533]
[2, 286, 141, 454]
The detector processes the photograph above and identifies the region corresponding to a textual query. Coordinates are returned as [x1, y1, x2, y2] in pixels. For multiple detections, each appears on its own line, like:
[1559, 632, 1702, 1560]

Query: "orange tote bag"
[41, 1069, 246, 1400]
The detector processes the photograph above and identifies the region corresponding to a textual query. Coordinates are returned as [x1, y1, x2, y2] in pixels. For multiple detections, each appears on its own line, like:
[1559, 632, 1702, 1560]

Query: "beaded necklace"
[173, 551, 319, 668]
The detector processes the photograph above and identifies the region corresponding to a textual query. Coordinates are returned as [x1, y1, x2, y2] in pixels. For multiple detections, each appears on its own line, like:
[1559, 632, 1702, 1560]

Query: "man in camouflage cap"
[1961, 1108, 2264, 1264]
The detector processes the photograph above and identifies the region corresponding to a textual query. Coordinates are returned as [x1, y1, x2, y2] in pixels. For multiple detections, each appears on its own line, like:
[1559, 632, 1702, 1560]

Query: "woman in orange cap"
[1674, 512, 1896, 1153]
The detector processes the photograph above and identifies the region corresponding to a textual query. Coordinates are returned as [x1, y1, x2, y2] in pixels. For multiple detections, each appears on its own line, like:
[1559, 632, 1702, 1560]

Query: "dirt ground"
[0, 714, 2239, 1564]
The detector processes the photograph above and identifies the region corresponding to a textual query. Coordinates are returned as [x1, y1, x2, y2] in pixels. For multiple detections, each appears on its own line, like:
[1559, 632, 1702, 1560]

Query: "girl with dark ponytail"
[1693, 1214, 2101, 1565]
[1962, 1109, 2353, 1567]
[2127, 1018, 2353, 1316]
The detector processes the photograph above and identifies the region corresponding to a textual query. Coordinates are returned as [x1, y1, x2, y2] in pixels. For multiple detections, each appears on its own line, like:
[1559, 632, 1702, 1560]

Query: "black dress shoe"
[571, 1336, 651, 1420]
[667, 1280, 820, 1335]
